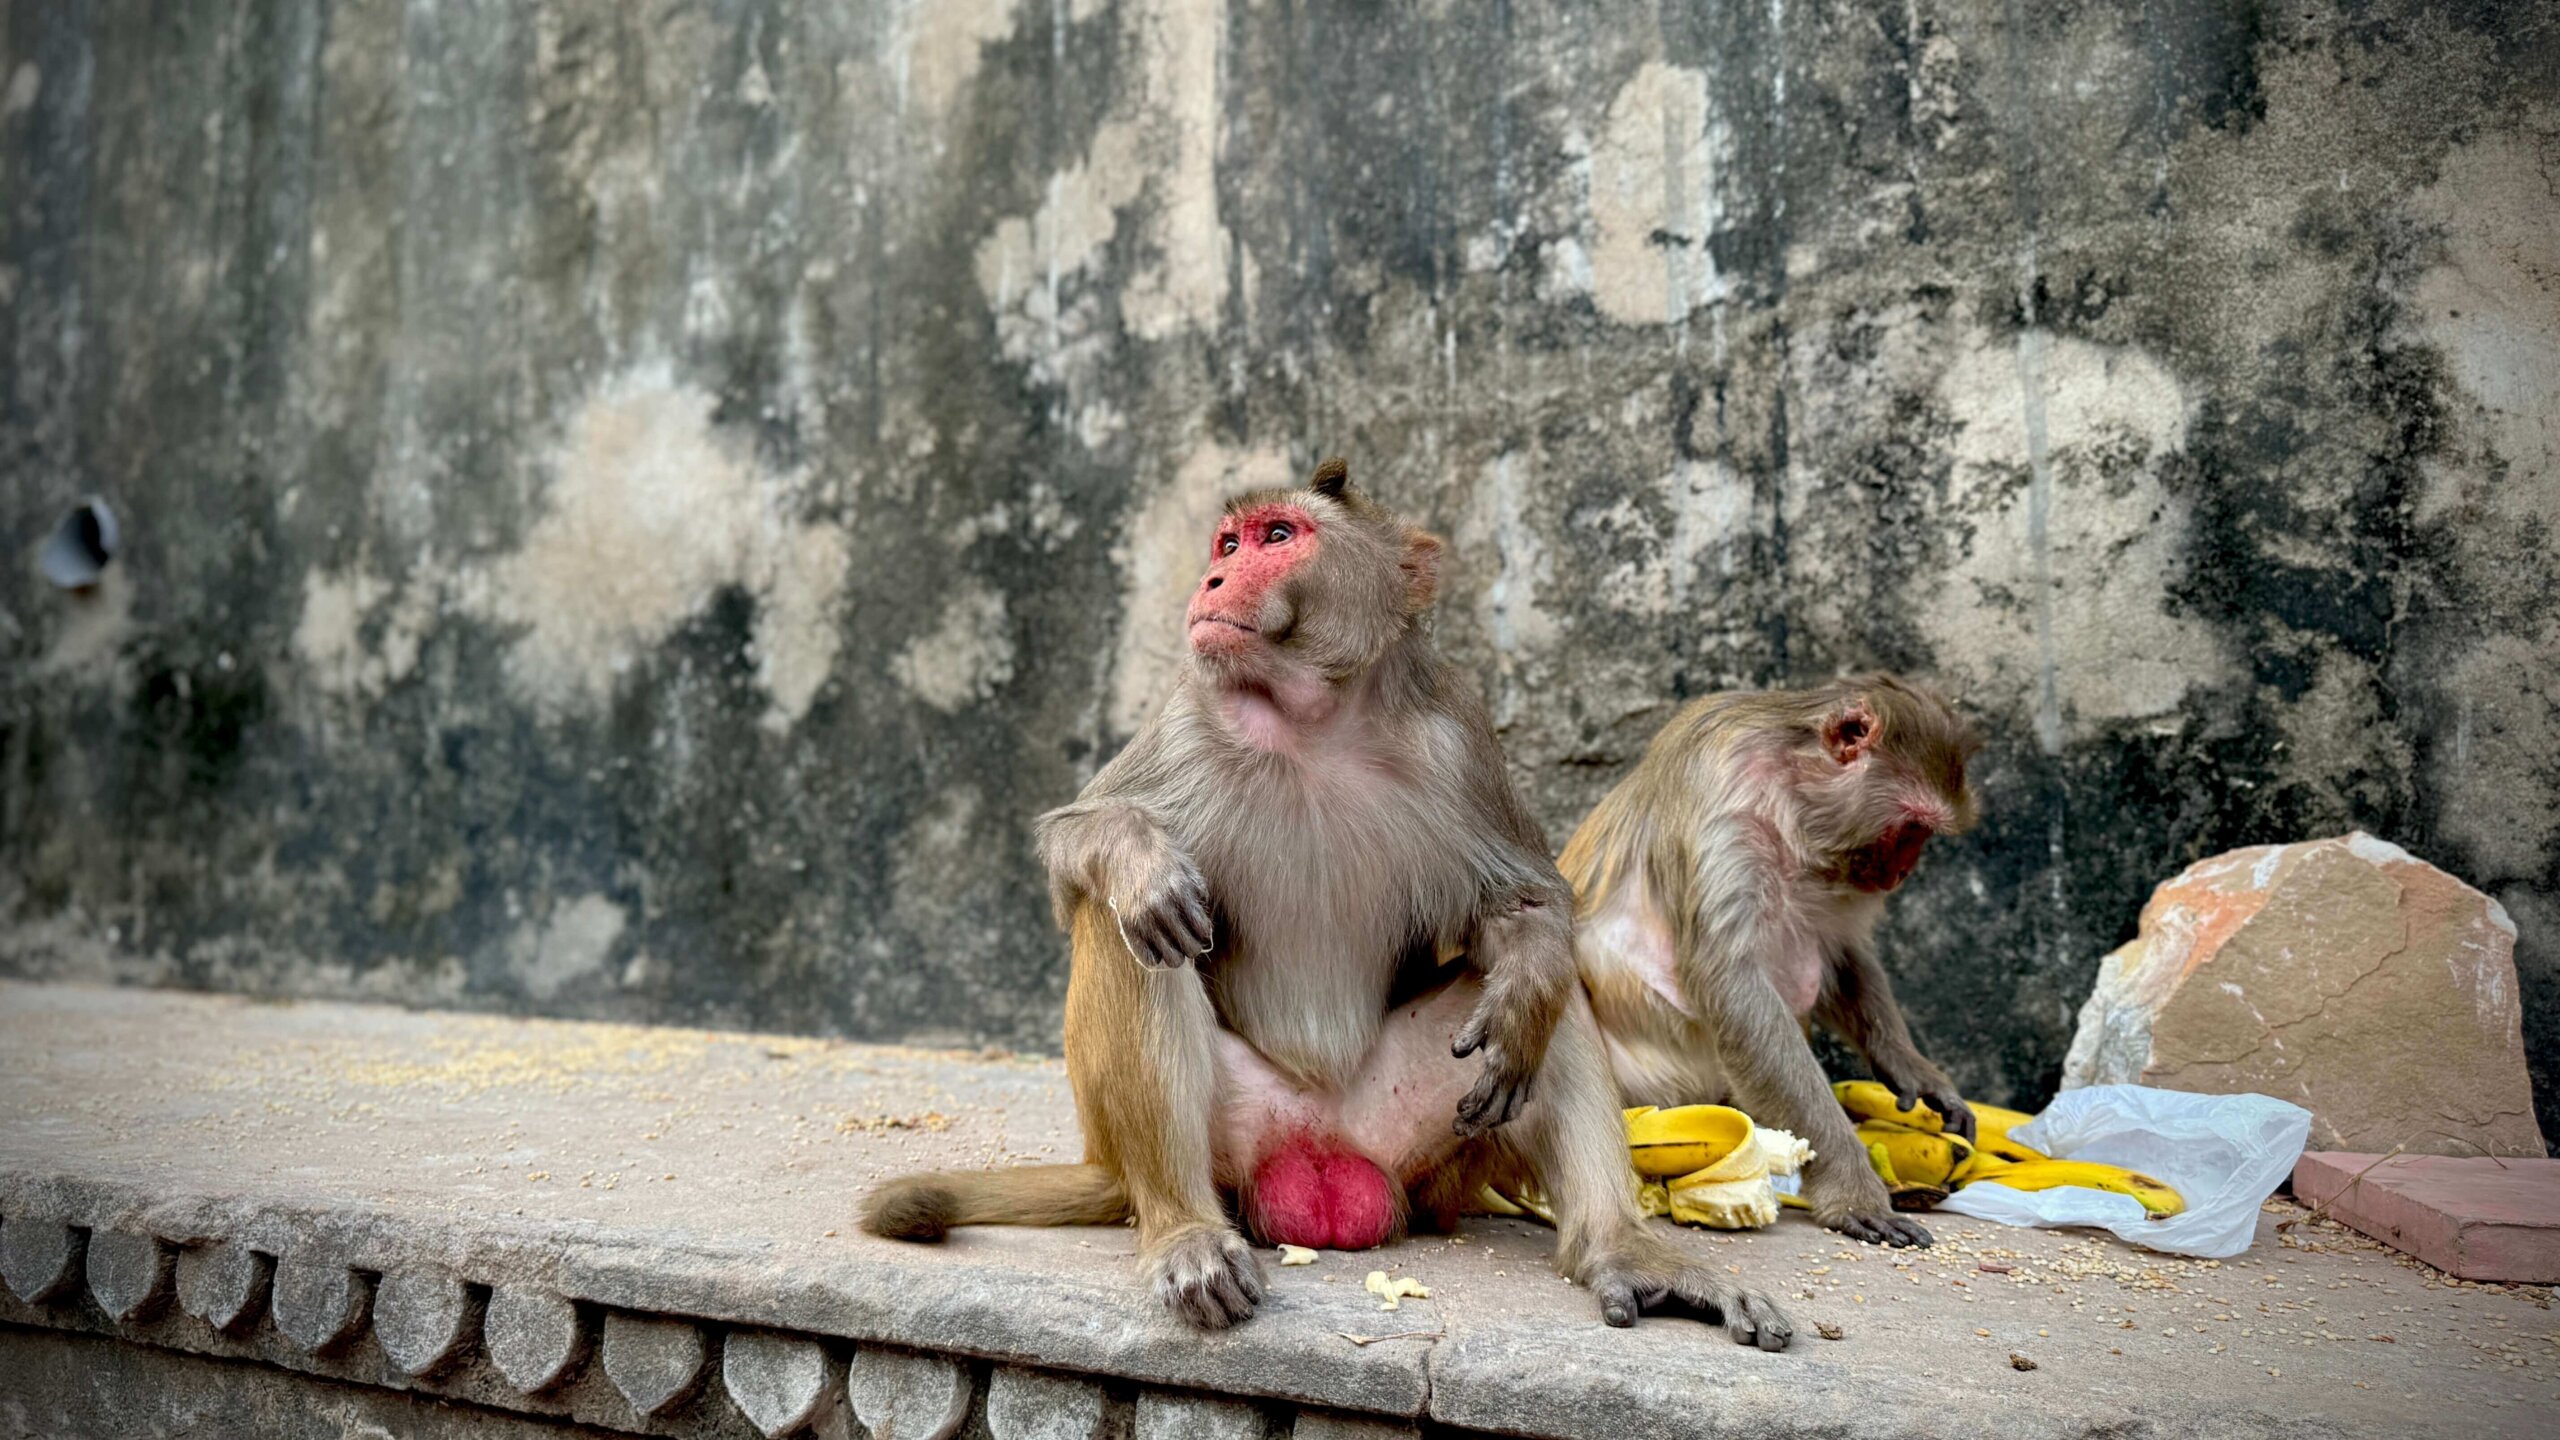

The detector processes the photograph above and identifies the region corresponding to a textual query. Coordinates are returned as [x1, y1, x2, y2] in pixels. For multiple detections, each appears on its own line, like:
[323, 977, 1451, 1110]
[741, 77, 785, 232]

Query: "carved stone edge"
[0, 1214, 1469, 1440]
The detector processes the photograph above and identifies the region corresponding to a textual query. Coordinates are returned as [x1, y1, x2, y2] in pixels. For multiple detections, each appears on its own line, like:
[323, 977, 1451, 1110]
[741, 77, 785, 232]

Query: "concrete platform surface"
[2294, 1151, 2560, 1284]
[2, 980, 2554, 1438]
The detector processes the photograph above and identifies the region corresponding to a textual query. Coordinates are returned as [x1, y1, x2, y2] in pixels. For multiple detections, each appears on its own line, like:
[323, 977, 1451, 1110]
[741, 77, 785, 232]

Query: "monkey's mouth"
[1845, 823, 1931, 892]
[1187, 615, 1262, 654]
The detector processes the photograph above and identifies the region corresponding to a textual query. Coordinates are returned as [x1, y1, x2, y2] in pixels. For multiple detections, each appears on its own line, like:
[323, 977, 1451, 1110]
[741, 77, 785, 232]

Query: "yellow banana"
[1964, 1157, 2184, 1217]
[1864, 1139, 1900, 1187]
[1856, 1120, 1973, 1189]
[1624, 1104, 1756, 1179]
[1833, 1079, 1964, 1134]
[1969, 1103, 2048, 1164]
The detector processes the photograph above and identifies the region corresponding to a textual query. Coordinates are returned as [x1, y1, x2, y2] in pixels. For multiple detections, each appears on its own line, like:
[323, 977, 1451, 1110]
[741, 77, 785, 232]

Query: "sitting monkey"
[1561, 676, 1980, 1248]
[863, 460, 1792, 1347]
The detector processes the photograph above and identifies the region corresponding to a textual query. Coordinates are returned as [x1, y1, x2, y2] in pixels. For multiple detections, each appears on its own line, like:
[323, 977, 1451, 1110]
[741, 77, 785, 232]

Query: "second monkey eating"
[861, 459, 1793, 1347]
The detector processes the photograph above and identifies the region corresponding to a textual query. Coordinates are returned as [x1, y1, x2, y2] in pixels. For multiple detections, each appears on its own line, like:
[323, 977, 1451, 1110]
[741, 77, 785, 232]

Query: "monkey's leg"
[1064, 901, 1267, 1328]
[1694, 935, 1932, 1249]
[1343, 979, 1793, 1348]
[1512, 995, 1794, 1348]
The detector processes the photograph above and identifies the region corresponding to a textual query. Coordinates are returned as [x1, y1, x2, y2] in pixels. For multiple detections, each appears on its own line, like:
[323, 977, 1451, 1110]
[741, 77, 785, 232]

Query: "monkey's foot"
[1823, 1205, 1934, 1248]
[1580, 1241, 1795, 1350]
[1147, 1226, 1267, 1329]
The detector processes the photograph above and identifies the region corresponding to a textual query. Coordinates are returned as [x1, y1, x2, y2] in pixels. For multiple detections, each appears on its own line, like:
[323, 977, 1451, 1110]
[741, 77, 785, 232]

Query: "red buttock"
[1244, 1138, 1398, 1250]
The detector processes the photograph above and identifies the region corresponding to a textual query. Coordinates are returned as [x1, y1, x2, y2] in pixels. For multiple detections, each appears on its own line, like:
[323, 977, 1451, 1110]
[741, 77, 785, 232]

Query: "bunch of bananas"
[1835, 1081, 2184, 1217]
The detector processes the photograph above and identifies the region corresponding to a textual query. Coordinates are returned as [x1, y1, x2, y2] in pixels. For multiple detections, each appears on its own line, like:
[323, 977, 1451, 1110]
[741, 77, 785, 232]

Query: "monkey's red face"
[1820, 701, 1972, 892]
[1188, 503, 1321, 658]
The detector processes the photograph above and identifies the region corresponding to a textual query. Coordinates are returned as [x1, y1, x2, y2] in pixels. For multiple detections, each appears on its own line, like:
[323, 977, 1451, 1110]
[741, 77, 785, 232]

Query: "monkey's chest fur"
[1184, 742, 1480, 1089]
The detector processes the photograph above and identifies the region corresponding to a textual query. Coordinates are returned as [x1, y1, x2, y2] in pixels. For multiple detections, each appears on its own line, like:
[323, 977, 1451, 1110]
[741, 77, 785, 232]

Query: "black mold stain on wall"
[2, 0, 2555, 1147]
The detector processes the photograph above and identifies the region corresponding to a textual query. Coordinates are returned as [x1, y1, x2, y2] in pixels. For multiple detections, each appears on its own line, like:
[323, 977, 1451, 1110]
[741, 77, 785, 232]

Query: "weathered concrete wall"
[2, 2, 2554, 1138]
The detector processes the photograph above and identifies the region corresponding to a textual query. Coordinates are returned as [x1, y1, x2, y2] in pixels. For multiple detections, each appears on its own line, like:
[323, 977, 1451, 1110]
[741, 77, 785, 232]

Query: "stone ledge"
[3, 981, 2553, 1438]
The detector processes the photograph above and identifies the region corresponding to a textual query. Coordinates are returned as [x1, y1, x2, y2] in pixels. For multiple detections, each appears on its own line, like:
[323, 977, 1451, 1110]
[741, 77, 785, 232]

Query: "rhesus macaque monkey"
[862, 460, 1791, 1347]
[1561, 676, 1980, 1248]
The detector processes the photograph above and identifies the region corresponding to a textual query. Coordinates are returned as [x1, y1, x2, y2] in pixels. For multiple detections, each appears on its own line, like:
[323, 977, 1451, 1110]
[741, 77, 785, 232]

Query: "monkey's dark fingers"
[1591, 1273, 1642, 1328]
[1731, 1289, 1795, 1351]
[1174, 892, 1214, 956]
[1837, 1210, 1932, 1248]
[1451, 1058, 1524, 1136]
[1935, 1095, 1978, 1142]
[1449, 1013, 1487, 1059]
[1662, 1266, 1786, 1349]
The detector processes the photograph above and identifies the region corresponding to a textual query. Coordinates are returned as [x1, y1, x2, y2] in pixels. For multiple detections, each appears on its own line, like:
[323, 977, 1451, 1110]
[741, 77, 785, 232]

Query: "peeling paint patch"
[975, 0, 1229, 371]
[755, 521, 851, 729]
[36, 570, 135, 679]
[512, 894, 628, 1003]
[892, 581, 1016, 713]
[1581, 62, 1728, 327]
[1106, 441, 1291, 735]
[2410, 117, 2560, 529]
[1923, 333, 2219, 737]
[295, 565, 431, 701]
[2, 63, 38, 117]
[894, 0, 1023, 116]
[473, 368, 848, 723]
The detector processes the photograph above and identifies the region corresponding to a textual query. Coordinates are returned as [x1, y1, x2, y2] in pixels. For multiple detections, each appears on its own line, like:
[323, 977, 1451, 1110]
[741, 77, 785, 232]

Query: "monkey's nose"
[1205, 576, 1224, 590]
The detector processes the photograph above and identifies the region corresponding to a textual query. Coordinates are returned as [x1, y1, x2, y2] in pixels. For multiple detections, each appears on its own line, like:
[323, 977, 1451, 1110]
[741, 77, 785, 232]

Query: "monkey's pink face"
[1825, 706, 1968, 892]
[1188, 503, 1321, 657]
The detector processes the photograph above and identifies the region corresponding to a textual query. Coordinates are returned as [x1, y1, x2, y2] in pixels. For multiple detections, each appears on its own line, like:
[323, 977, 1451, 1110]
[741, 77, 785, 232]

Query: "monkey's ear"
[1821, 701, 1880, 765]
[1309, 456, 1351, 499]
[1399, 528, 1443, 613]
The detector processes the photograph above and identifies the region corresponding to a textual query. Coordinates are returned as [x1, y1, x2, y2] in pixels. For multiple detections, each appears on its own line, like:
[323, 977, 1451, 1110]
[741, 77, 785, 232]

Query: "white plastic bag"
[1937, 1084, 2312, 1258]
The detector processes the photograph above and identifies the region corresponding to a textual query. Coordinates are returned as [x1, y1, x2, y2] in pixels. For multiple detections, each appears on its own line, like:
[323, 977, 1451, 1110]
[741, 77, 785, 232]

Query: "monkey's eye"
[1218, 534, 1239, 556]
[1264, 523, 1293, 545]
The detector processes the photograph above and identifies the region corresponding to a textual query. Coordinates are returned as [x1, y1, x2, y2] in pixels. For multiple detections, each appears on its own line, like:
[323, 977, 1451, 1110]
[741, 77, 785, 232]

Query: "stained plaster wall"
[1, 0, 2554, 1141]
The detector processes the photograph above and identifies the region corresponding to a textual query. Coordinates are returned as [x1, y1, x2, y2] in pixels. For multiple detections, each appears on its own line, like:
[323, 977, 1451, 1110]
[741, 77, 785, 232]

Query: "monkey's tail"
[858, 1164, 1129, 1242]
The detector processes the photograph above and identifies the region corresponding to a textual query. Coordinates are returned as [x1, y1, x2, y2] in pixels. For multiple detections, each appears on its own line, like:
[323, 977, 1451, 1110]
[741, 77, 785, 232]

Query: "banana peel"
[1477, 1105, 1808, 1231]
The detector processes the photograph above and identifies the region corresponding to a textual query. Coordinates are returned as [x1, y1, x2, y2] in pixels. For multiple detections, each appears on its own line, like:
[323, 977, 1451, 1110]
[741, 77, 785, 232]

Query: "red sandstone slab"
[2293, 1151, 2560, 1283]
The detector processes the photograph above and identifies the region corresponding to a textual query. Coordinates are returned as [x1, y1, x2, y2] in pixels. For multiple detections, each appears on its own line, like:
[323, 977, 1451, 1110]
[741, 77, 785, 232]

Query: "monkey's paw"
[1147, 1226, 1266, 1329]
[1107, 858, 1214, 970]
[1449, 987, 1554, 1136]
[1884, 1074, 1976, 1142]
[1451, 1050, 1534, 1138]
[1582, 1244, 1795, 1350]
[1819, 1202, 1934, 1249]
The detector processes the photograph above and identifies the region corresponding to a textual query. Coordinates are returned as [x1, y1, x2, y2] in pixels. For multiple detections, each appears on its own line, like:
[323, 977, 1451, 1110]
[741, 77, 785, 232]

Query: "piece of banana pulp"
[1831, 1081, 2186, 1217]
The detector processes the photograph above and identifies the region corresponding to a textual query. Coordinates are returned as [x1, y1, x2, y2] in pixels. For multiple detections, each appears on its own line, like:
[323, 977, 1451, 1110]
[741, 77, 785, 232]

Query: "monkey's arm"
[1036, 800, 1212, 970]
[1814, 941, 1974, 1141]
[1448, 868, 1576, 1136]
[1667, 835, 1930, 1247]
[1436, 706, 1582, 1136]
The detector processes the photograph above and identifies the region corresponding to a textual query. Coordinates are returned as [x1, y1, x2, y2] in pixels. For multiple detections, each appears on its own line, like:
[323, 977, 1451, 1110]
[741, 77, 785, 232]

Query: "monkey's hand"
[1450, 982, 1551, 1137]
[1105, 850, 1214, 970]
[1877, 1063, 1975, 1142]
[1802, 1152, 1934, 1249]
